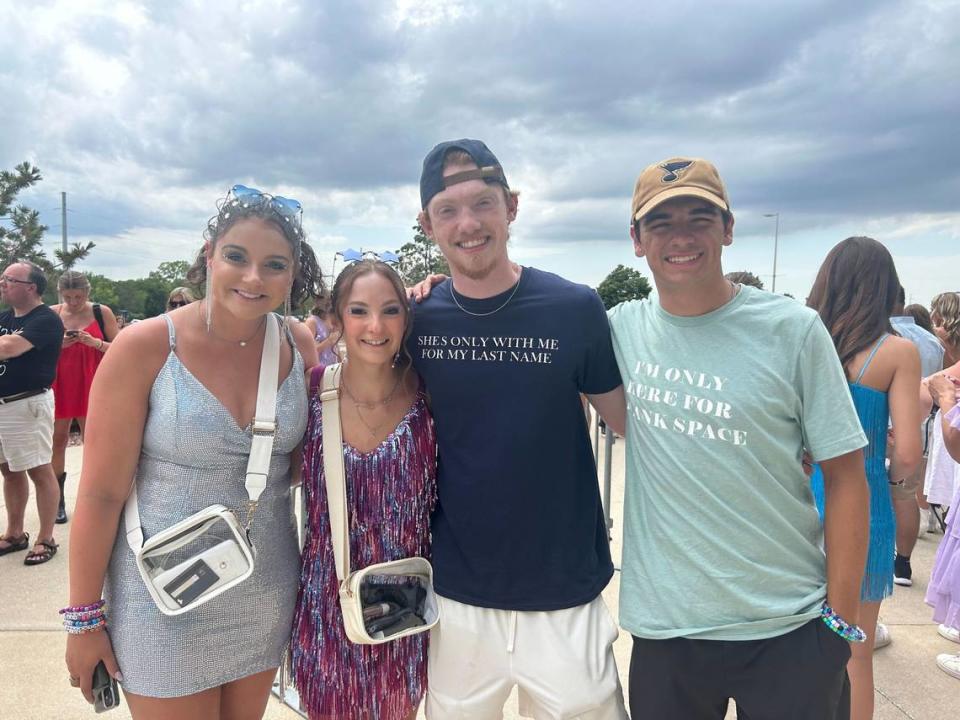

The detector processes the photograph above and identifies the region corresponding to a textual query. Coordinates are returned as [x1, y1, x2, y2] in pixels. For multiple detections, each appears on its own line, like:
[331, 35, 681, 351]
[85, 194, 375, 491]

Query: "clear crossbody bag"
[122, 314, 281, 616]
[320, 364, 440, 644]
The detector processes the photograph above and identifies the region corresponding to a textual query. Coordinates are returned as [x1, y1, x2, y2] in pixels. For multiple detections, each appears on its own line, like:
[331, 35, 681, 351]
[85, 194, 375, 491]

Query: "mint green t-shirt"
[607, 286, 867, 641]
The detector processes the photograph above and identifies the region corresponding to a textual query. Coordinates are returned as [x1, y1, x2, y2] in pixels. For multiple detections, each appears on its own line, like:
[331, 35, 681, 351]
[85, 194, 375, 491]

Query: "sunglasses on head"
[230, 185, 303, 225]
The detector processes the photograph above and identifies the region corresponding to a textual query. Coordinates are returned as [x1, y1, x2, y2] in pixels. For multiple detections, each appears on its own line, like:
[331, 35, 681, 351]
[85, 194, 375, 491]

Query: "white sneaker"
[936, 653, 960, 679]
[938, 624, 960, 644]
[874, 622, 891, 650]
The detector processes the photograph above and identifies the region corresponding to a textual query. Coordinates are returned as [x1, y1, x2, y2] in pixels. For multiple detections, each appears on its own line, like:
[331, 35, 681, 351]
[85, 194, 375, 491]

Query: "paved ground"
[1, 439, 957, 719]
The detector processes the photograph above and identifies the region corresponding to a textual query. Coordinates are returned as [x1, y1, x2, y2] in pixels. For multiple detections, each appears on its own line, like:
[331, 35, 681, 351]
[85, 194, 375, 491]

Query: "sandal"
[0, 532, 29, 556]
[24, 538, 58, 566]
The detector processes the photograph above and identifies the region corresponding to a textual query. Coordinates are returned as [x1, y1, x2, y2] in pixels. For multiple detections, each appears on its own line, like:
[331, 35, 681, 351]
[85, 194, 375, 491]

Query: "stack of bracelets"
[821, 602, 867, 643]
[60, 599, 107, 635]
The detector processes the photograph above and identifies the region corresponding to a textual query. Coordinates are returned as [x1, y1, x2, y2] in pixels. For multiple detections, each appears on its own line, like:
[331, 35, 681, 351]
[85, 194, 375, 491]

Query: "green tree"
[149, 260, 191, 286]
[87, 273, 120, 308]
[596, 264, 652, 310]
[1, 162, 94, 305]
[112, 279, 148, 317]
[394, 223, 449, 285]
[724, 270, 764, 290]
[142, 277, 171, 318]
[1, 162, 48, 269]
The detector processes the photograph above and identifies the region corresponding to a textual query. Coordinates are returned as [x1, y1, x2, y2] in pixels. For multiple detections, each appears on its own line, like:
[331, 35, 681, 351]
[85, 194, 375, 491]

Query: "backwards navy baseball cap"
[419, 138, 510, 209]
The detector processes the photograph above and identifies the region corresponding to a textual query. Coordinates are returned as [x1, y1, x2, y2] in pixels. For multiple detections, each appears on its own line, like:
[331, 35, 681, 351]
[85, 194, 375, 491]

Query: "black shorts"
[629, 618, 851, 720]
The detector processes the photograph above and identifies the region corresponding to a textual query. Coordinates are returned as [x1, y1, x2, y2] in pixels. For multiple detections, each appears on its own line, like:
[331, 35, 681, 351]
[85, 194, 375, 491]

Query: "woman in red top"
[50, 271, 119, 523]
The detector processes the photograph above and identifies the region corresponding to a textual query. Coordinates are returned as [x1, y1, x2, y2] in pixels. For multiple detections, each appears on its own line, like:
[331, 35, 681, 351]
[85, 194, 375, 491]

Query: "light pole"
[763, 212, 780, 293]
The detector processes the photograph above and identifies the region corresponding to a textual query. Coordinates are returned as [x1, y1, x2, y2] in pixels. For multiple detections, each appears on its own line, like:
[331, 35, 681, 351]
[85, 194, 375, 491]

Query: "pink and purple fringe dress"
[291, 368, 437, 719]
[926, 403, 960, 630]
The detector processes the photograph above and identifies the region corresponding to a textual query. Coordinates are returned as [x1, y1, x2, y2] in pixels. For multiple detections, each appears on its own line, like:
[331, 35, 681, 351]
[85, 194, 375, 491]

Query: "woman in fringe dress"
[292, 259, 436, 720]
[808, 237, 923, 720]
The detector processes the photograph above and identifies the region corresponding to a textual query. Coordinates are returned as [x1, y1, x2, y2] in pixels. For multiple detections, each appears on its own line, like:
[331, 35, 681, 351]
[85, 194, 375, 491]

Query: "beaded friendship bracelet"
[60, 599, 108, 635]
[60, 599, 106, 614]
[821, 602, 867, 643]
[65, 618, 107, 635]
[61, 607, 107, 621]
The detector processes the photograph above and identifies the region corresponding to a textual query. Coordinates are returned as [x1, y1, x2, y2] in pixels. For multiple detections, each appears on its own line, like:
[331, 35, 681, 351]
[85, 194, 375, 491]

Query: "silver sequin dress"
[104, 315, 306, 697]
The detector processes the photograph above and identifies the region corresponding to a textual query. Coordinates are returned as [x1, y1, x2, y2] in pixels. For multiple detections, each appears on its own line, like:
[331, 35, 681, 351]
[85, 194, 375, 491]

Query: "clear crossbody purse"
[122, 314, 281, 616]
[320, 364, 440, 644]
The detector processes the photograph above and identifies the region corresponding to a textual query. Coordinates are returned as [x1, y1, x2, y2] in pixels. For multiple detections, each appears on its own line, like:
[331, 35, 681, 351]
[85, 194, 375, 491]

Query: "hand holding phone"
[65, 330, 79, 337]
[92, 660, 120, 713]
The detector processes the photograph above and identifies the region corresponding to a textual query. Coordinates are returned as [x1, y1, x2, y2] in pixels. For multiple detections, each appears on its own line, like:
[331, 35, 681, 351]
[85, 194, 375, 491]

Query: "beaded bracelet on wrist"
[63, 615, 107, 634]
[821, 602, 867, 643]
[64, 619, 107, 635]
[60, 599, 106, 614]
[62, 609, 106, 622]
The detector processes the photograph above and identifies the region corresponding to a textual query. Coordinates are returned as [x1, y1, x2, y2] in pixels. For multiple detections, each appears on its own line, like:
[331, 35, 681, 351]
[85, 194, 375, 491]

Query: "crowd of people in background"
[0, 141, 958, 720]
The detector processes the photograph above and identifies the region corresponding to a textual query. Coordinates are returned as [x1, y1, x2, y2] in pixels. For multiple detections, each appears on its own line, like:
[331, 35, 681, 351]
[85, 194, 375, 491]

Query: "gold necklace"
[205, 310, 267, 347]
[341, 365, 403, 438]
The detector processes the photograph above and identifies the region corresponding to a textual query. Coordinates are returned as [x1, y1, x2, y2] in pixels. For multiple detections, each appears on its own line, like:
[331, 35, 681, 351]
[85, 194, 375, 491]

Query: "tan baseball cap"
[631, 157, 730, 222]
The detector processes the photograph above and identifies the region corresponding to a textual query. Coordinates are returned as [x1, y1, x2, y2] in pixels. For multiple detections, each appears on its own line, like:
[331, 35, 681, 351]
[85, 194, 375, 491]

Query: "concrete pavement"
[1, 440, 957, 719]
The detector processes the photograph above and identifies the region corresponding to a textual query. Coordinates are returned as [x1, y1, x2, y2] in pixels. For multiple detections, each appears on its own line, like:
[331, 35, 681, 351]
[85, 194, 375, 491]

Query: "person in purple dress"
[925, 369, 960, 679]
[304, 298, 339, 366]
[292, 259, 437, 719]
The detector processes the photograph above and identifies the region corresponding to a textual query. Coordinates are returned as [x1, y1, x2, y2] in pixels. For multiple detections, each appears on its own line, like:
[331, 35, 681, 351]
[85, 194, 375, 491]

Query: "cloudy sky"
[1, 0, 957, 303]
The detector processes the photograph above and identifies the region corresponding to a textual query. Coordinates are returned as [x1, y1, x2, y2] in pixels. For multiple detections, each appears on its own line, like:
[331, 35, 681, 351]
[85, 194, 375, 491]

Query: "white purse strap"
[319, 363, 351, 582]
[124, 313, 282, 551]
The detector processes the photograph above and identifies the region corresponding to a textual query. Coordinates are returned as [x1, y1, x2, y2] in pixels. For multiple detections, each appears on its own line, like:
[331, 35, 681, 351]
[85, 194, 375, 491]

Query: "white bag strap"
[320, 363, 351, 582]
[125, 313, 282, 552]
[246, 312, 281, 502]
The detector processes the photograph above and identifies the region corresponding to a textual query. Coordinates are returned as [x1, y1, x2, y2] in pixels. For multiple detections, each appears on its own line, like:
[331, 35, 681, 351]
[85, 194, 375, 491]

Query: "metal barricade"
[272, 486, 309, 716]
[590, 410, 616, 541]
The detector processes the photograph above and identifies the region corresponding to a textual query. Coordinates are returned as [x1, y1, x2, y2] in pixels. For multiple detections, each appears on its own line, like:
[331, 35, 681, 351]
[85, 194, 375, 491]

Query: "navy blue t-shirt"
[409, 267, 622, 610]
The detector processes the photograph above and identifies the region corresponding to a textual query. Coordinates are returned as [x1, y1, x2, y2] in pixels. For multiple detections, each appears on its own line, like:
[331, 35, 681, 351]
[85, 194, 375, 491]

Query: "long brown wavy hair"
[807, 236, 900, 371]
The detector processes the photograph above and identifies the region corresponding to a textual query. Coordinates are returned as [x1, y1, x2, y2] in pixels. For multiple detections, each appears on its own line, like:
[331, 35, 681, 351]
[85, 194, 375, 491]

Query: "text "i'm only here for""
[627, 361, 748, 446]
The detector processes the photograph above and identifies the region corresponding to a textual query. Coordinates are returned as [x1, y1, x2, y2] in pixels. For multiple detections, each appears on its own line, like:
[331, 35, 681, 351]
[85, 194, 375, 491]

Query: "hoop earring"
[392, 351, 400, 369]
[204, 272, 213, 332]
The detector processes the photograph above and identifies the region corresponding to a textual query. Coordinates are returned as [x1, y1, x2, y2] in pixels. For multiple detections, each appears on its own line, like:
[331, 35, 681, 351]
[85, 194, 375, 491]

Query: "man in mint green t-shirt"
[607, 157, 870, 719]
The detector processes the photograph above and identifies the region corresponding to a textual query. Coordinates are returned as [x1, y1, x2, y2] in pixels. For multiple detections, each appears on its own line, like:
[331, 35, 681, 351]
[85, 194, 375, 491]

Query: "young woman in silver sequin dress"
[65, 187, 322, 718]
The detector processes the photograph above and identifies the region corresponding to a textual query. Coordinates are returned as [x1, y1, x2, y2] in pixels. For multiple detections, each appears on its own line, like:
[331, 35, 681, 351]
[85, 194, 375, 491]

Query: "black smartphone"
[92, 661, 120, 713]
[65, 330, 79, 337]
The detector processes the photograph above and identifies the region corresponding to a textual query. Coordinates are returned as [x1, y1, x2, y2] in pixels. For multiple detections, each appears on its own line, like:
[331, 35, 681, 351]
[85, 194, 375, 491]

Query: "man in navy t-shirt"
[411, 139, 628, 718]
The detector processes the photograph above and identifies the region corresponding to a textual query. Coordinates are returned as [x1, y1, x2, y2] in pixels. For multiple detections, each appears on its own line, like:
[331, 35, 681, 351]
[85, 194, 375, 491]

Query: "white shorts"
[426, 594, 627, 720]
[0, 390, 54, 472]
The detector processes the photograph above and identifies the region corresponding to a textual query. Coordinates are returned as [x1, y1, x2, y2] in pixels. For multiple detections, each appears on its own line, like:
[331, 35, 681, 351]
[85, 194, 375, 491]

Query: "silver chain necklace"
[450, 269, 523, 317]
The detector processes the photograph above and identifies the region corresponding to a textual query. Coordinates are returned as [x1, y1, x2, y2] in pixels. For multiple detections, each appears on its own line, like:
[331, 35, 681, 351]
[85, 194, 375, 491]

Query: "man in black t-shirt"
[0, 261, 64, 565]
[412, 140, 628, 718]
